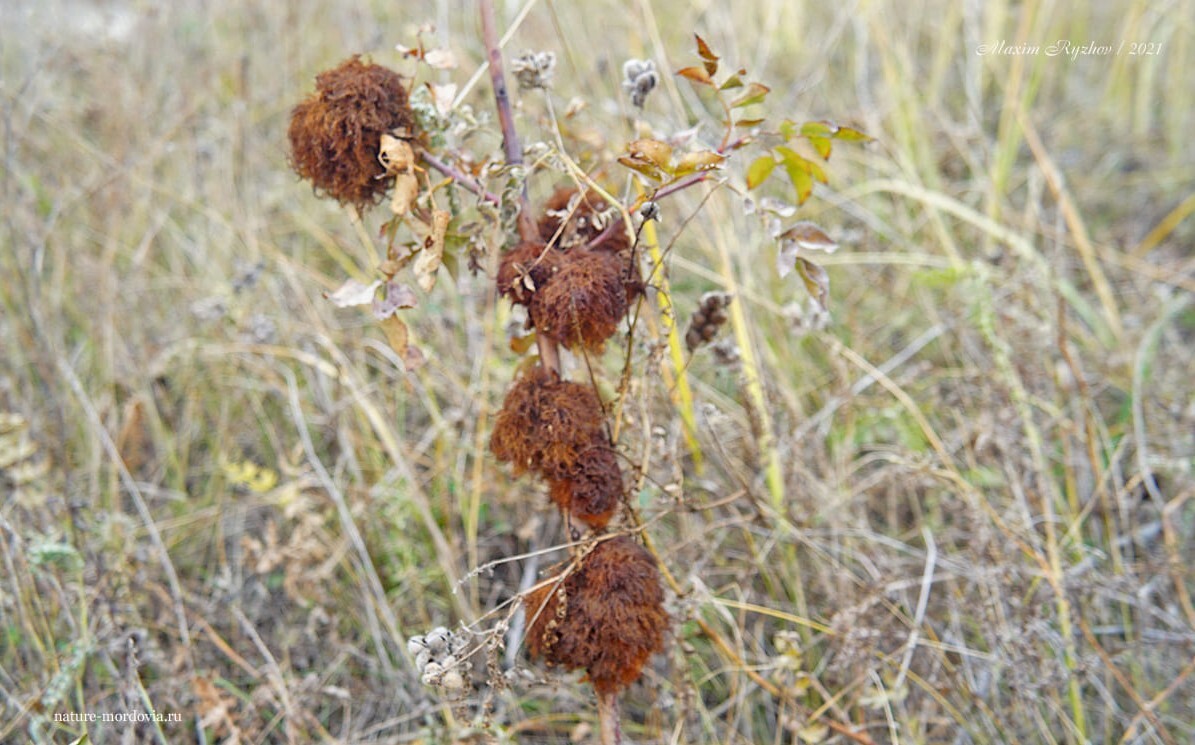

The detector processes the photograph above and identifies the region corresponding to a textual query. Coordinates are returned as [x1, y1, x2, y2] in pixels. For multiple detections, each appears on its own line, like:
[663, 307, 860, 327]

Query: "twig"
[420, 151, 499, 204]
[597, 689, 622, 745]
[479, 0, 559, 375]
[479, 0, 536, 243]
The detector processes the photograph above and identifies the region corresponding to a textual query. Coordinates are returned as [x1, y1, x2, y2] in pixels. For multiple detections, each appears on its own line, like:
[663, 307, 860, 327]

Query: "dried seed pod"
[490, 366, 607, 479]
[497, 240, 562, 307]
[684, 291, 734, 352]
[525, 536, 668, 695]
[530, 250, 632, 352]
[548, 446, 622, 529]
[288, 56, 414, 210]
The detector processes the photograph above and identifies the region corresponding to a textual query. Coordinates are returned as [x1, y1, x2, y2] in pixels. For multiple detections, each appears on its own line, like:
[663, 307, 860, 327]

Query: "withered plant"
[284, 4, 867, 742]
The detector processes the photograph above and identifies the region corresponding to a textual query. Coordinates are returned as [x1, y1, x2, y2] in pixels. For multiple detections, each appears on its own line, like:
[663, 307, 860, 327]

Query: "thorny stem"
[480, 0, 560, 375]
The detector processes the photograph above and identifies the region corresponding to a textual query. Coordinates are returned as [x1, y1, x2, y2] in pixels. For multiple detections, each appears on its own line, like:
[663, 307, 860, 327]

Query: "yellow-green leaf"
[730, 82, 770, 108]
[799, 121, 838, 139]
[627, 138, 674, 169]
[833, 125, 873, 142]
[719, 74, 744, 91]
[808, 135, 832, 159]
[617, 156, 667, 181]
[674, 150, 726, 176]
[776, 146, 816, 204]
[746, 156, 777, 189]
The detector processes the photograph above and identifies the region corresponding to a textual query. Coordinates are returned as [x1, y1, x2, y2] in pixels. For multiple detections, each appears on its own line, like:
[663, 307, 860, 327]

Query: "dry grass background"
[2, 0, 1193, 743]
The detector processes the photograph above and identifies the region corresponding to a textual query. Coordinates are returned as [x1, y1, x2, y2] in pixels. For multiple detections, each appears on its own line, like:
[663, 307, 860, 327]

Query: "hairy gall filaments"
[288, 56, 414, 210]
[525, 536, 667, 694]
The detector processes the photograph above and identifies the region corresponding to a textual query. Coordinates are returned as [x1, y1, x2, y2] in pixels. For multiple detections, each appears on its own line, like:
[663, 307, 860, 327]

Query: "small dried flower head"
[525, 536, 668, 694]
[685, 291, 733, 352]
[288, 56, 414, 210]
[490, 366, 607, 480]
[513, 51, 556, 90]
[622, 59, 658, 108]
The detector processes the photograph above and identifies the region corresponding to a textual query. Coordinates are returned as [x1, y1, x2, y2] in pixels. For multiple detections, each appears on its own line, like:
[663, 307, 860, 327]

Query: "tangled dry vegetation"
[2, 1, 1193, 744]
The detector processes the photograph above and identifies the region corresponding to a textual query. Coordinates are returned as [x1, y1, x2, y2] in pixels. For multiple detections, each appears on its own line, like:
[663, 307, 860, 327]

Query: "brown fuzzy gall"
[525, 536, 667, 694]
[496, 240, 562, 307]
[490, 366, 607, 479]
[548, 445, 622, 529]
[538, 188, 629, 253]
[288, 56, 414, 210]
[530, 250, 634, 352]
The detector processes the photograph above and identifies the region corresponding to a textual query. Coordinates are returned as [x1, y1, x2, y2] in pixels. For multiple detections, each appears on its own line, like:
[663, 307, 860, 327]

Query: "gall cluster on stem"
[525, 536, 667, 695]
[489, 365, 619, 528]
[499, 189, 641, 353]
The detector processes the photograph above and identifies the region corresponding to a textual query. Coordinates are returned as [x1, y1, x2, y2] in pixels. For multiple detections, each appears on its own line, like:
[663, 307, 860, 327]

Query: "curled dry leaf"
[428, 82, 457, 117]
[379, 314, 426, 372]
[777, 220, 837, 280]
[414, 209, 450, 292]
[391, 173, 419, 215]
[372, 281, 418, 319]
[796, 258, 830, 312]
[780, 221, 838, 252]
[378, 134, 415, 174]
[380, 134, 419, 215]
[422, 48, 457, 70]
[326, 279, 382, 307]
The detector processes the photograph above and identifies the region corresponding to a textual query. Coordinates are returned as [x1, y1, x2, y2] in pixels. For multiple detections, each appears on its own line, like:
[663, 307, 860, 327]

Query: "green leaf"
[800, 121, 838, 138]
[833, 125, 872, 142]
[719, 74, 745, 91]
[746, 156, 777, 189]
[730, 82, 770, 108]
[734, 117, 766, 128]
[779, 119, 799, 141]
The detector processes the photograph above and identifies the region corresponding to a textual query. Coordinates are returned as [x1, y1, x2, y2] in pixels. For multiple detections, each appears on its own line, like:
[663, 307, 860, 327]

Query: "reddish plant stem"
[583, 171, 712, 251]
[597, 689, 622, 745]
[479, 0, 559, 375]
[420, 151, 499, 204]
[479, 0, 537, 243]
